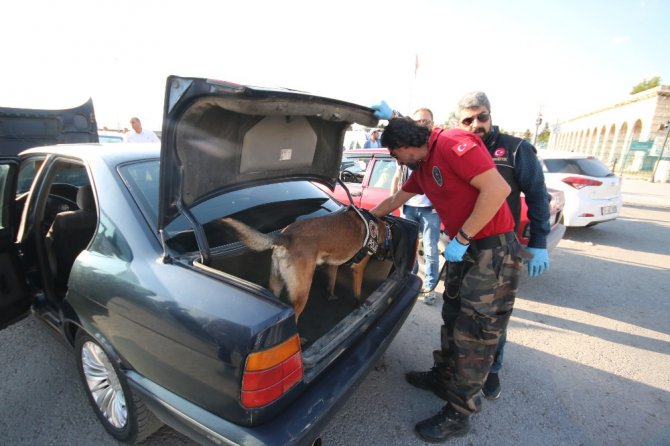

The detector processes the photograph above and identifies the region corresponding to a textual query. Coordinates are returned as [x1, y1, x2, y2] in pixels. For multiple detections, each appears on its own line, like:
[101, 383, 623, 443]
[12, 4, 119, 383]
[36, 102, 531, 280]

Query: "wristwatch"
[458, 228, 473, 244]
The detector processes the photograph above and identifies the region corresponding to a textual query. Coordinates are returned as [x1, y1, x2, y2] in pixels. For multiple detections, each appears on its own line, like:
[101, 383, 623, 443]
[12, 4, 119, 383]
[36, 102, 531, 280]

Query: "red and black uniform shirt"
[402, 128, 515, 239]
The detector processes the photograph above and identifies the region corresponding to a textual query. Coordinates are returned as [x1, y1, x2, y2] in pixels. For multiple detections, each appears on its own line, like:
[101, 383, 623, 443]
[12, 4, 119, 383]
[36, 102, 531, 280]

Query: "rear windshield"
[118, 159, 341, 251]
[542, 157, 613, 177]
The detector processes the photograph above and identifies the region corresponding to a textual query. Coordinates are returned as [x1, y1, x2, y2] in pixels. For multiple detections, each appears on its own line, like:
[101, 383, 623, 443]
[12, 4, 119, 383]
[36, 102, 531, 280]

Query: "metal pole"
[650, 121, 670, 183]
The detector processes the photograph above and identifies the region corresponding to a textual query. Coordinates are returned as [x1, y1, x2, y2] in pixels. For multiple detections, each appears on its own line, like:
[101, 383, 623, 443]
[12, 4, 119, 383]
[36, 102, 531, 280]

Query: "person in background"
[364, 129, 382, 148]
[455, 91, 550, 400]
[390, 108, 441, 305]
[369, 111, 524, 443]
[124, 117, 160, 143]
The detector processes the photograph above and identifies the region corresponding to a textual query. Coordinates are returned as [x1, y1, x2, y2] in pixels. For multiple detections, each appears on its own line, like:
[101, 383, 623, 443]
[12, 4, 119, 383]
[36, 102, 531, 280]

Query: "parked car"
[0, 76, 421, 445]
[331, 148, 566, 250]
[98, 130, 125, 143]
[538, 150, 623, 227]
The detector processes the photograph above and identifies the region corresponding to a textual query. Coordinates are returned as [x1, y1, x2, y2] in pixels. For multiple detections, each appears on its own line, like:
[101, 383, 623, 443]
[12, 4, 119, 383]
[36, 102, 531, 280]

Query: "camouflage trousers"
[434, 237, 523, 416]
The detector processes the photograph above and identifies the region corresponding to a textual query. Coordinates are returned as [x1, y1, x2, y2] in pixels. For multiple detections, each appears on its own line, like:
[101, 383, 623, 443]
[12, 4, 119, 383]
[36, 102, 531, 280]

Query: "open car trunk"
[186, 207, 418, 372]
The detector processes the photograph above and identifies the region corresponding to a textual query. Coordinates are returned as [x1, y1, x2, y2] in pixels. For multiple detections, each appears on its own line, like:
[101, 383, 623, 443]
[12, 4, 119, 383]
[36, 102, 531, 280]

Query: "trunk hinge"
[174, 201, 211, 265]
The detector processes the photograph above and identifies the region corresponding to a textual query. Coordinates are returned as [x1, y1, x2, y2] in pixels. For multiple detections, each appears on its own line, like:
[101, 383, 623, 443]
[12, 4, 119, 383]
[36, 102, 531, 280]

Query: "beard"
[406, 161, 421, 170]
[473, 126, 488, 137]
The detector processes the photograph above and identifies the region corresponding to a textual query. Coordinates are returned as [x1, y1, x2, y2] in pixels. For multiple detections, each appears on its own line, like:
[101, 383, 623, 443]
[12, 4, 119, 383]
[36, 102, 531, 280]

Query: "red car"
[330, 149, 566, 250]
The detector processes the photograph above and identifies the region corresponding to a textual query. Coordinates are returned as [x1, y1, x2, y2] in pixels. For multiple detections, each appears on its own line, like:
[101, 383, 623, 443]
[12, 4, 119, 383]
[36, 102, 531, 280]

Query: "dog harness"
[345, 206, 392, 265]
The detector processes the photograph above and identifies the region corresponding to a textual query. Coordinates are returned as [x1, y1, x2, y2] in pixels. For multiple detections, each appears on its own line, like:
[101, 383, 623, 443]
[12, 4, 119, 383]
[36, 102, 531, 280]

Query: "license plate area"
[601, 205, 617, 215]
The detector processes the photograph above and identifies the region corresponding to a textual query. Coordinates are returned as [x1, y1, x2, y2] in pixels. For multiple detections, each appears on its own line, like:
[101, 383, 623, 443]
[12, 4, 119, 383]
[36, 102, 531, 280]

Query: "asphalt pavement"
[1, 177, 668, 446]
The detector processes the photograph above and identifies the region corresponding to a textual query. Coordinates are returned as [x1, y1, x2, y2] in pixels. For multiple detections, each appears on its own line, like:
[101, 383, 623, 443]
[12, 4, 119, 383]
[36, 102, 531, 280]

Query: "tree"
[537, 122, 551, 147]
[630, 76, 661, 95]
[522, 129, 532, 142]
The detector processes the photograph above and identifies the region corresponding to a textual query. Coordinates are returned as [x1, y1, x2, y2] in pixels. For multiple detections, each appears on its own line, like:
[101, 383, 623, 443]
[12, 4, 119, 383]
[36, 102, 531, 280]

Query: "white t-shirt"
[401, 166, 433, 207]
[124, 129, 160, 143]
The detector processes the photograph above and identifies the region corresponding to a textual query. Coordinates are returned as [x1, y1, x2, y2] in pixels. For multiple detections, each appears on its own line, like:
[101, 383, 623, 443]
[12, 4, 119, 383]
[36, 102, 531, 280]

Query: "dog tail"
[220, 218, 276, 251]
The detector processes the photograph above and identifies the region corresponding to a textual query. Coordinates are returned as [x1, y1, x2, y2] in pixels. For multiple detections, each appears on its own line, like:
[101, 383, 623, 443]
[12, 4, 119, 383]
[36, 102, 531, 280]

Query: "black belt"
[470, 231, 516, 251]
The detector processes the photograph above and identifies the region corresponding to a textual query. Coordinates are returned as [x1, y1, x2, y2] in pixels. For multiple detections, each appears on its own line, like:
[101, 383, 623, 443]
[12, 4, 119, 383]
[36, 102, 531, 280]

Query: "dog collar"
[345, 206, 390, 265]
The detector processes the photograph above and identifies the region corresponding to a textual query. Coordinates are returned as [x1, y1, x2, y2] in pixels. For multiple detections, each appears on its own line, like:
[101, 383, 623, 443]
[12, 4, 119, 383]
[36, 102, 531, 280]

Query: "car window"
[368, 159, 397, 189]
[119, 160, 342, 248]
[99, 134, 124, 143]
[340, 156, 369, 184]
[17, 157, 45, 194]
[543, 158, 613, 177]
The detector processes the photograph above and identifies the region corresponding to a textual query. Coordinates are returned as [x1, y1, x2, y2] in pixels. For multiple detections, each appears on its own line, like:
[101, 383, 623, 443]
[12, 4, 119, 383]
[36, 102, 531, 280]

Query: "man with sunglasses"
[368, 114, 525, 443]
[456, 91, 551, 401]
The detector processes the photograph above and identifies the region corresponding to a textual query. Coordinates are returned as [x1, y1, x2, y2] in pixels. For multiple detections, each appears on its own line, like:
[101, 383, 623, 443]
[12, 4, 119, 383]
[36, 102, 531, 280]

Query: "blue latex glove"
[444, 237, 468, 262]
[526, 247, 549, 277]
[371, 100, 393, 120]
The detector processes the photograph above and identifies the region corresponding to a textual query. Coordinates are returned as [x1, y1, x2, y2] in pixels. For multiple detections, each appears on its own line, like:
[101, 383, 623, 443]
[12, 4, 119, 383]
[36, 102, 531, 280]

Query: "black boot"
[482, 372, 501, 400]
[415, 404, 470, 443]
[405, 366, 448, 400]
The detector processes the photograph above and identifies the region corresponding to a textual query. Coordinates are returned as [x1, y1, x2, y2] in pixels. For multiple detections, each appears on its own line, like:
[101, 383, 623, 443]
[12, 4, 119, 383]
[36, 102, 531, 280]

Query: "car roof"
[537, 149, 595, 160]
[20, 142, 159, 165]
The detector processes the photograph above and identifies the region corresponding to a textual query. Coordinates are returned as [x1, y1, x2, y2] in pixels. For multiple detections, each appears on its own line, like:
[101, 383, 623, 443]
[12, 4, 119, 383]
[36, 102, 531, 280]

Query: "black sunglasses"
[461, 112, 490, 126]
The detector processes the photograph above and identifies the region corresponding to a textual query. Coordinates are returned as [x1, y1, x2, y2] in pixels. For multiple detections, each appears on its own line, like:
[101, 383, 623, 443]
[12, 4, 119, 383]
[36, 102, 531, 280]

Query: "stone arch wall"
[547, 86, 670, 179]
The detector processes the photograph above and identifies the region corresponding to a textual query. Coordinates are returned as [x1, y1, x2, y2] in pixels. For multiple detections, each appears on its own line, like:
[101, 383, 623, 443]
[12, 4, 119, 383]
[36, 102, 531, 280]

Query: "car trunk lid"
[158, 75, 378, 241]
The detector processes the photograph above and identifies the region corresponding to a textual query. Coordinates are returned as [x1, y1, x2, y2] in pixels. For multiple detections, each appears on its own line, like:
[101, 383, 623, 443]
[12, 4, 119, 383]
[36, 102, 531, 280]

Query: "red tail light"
[561, 176, 602, 189]
[241, 335, 303, 408]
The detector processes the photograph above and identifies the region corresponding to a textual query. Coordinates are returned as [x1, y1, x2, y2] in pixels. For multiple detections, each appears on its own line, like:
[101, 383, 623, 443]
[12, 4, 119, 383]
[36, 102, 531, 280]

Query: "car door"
[360, 155, 400, 216]
[332, 154, 371, 207]
[0, 159, 30, 329]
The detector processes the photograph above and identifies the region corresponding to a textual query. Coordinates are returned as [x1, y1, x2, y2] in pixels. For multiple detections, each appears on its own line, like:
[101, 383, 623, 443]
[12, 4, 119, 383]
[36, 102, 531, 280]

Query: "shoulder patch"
[432, 166, 443, 186]
[494, 147, 506, 158]
[451, 141, 477, 157]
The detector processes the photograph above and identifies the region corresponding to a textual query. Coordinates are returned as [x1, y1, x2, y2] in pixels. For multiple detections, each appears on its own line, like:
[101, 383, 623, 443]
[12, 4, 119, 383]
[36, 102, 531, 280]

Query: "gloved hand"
[526, 247, 549, 277]
[371, 100, 393, 120]
[444, 237, 468, 262]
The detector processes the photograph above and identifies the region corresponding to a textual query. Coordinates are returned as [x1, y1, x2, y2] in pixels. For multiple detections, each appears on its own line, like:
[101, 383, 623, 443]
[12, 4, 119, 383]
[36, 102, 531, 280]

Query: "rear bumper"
[128, 274, 422, 446]
[563, 196, 623, 227]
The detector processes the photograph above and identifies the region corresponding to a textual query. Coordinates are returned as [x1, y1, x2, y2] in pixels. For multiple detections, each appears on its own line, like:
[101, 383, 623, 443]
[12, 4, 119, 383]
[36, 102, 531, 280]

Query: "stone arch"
[589, 126, 600, 155]
[630, 119, 643, 141]
[598, 124, 616, 161]
[612, 122, 628, 170]
[584, 128, 592, 153]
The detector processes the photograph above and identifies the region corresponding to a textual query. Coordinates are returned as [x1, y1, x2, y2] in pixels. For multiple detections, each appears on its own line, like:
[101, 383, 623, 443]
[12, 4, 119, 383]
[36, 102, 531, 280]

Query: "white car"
[538, 150, 623, 227]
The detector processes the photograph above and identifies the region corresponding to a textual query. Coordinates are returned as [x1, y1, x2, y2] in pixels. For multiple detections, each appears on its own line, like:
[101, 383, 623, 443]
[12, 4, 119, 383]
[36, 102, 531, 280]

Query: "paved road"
[1, 178, 668, 445]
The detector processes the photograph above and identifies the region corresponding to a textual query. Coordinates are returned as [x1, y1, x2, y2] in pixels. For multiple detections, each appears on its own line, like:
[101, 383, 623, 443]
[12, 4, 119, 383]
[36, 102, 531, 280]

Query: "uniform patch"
[451, 142, 476, 156]
[432, 166, 443, 186]
[494, 147, 506, 158]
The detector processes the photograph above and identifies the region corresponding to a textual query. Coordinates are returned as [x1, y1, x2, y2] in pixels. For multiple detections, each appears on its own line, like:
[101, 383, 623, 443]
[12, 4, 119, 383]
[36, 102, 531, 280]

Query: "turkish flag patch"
[494, 148, 506, 157]
[451, 142, 477, 157]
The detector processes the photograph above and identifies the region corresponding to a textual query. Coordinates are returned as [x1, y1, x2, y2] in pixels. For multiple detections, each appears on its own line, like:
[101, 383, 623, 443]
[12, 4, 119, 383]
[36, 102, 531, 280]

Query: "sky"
[1, 0, 669, 133]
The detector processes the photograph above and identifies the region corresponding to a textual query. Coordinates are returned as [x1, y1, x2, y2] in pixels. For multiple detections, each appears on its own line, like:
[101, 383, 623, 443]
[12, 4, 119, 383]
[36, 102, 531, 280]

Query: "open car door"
[0, 159, 30, 329]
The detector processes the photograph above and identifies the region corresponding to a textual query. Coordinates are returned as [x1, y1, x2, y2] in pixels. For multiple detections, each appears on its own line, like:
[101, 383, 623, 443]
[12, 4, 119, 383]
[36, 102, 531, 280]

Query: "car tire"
[75, 331, 163, 443]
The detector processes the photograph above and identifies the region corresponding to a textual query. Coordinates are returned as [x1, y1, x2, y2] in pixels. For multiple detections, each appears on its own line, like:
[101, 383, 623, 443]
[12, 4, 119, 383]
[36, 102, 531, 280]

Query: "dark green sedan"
[0, 76, 421, 445]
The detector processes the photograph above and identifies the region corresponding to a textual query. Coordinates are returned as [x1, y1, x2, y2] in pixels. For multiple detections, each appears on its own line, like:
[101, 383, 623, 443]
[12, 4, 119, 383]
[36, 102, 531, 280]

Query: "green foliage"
[523, 129, 532, 141]
[630, 76, 661, 94]
[441, 112, 458, 129]
[537, 122, 551, 145]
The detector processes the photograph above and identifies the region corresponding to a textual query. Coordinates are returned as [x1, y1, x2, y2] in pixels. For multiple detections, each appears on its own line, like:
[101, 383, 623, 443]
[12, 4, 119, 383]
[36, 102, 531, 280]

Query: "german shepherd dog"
[220, 207, 391, 322]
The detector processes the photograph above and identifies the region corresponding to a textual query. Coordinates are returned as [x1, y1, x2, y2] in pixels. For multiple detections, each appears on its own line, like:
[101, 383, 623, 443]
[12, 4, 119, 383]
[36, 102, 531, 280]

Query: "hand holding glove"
[444, 237, 468, 262]
[525, 247, 549, 277]
[371, 100, 394, 120]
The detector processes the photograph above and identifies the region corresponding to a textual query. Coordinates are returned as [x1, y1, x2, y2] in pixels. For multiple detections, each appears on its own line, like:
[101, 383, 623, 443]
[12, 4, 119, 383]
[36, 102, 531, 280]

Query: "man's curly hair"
[380, 117, 431, 150]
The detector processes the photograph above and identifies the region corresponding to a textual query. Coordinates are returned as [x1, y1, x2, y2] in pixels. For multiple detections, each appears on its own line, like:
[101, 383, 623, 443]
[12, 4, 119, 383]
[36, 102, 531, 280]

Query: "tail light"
[241, 334, 303, 408]
[561, 176, 602, 189]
